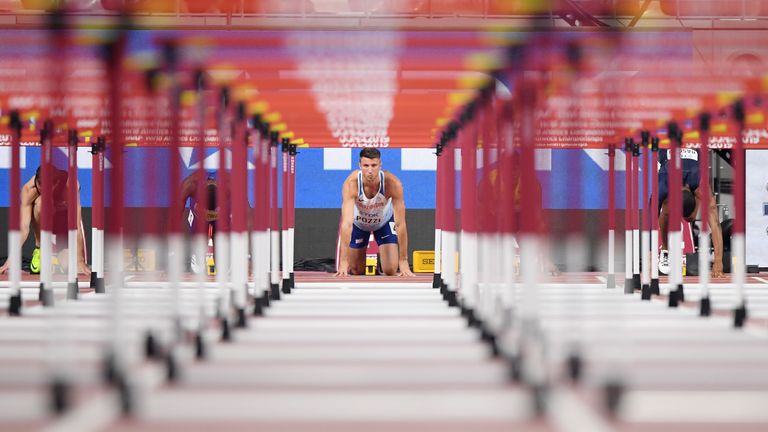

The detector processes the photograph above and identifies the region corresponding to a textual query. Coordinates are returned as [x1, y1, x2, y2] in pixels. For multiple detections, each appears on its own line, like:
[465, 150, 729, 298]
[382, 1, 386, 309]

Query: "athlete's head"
[34, 165, 67, 193]
[359, 147, 382, 183]
[682, 188, 696, 220]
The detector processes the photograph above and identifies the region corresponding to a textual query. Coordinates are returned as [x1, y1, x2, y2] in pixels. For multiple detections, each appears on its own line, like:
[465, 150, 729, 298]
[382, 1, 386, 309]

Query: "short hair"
[682, 189, 696, 218]
[359, 148, 381, 161]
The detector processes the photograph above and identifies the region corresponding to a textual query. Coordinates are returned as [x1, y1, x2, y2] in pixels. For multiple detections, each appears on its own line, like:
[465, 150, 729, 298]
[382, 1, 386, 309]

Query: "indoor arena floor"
[1, 271, 768, 431]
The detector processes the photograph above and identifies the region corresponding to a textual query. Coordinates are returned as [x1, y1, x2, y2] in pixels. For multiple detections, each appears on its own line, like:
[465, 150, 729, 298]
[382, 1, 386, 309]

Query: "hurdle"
[4, 5, 768, 432]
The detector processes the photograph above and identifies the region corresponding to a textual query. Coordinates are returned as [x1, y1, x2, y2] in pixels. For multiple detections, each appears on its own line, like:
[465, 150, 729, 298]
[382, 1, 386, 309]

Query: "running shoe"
[658, 249, 670, 276]
[190, 254, 203, 275]
[30, 247, 41, 274]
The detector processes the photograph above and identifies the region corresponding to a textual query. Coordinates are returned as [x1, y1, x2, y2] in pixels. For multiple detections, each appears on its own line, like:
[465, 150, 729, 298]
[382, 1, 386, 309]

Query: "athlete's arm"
[0, 178, 37, 274]
[387, 173, 414, 276]
[179, 172, 199, 217]
[335, 174, 357, 277]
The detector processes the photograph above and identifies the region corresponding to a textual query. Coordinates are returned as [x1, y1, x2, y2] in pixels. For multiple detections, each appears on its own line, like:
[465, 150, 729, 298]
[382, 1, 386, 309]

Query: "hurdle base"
[259, 294, 271, 309]
[289, 272, 295, 291]
[8, 293, 22, 316]
[733, 303, 748, 328]
[235, 307, 248, 328]
[624, 278, 633, 294]
[66, 282, 79, 300]
[677, 283, 685, 302]
[49, 377, 71, 415]
[530, 383, 549, 417]
[281, 278, 291, 294]
[567, 352, 583, 383]
[95, 277, 105, 294]
[89, 271, 98, 289]
[39, 283, 54, 307]
[640, 284, 651, 301]
[603, 380, 625, 418]
[269, 283, 281, 301]
[605, 274, 615, 289]
[144, 331, 160, 360]
[632, 273, 641, 291]
[165, 351, 179, 383]
[650, 278, 660, 295]
[668, 289, 679, 308]
[508, 355, 523, 382]
[479, 326, 499, 357]
[699, 297, 711, 317]
[116, 372, 133, 416]
[253, 300, 263, 316]
[445, 289, 458, 307]
[432, 273, 441, 289]
[221, 318, 232, 342]
[194, 332, 206, 360]
[102, 351, 117, 385]
[461, 305, 479, 327]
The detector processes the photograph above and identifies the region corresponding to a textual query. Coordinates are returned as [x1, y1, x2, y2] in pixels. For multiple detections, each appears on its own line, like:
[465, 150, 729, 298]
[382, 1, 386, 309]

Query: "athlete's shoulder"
[21, 177, 39, 204]
[383, 171, 404, 196]
[342, 170, 359, 197]
[343, 170, 360, 185]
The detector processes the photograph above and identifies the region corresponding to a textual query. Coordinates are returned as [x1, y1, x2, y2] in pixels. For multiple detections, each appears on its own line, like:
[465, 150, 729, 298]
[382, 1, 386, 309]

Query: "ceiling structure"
[0, 0, 767, 149]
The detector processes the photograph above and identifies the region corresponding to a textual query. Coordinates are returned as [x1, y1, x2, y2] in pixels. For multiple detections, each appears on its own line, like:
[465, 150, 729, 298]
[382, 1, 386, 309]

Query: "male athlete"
[336, 148, 415, 276]
[0, 166, 90, 275]
[658, 147, 724, 278]
[180, 170, 221, 274]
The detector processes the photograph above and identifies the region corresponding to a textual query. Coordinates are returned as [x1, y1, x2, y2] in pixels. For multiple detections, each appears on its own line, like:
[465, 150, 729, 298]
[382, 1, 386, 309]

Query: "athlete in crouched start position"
[336, 148, 415, 277]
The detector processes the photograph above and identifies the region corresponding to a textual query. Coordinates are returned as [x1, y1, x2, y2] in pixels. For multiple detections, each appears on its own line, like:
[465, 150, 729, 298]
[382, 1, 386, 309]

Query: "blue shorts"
[658, 164, 699, 205]
[350, 216, 398, 249]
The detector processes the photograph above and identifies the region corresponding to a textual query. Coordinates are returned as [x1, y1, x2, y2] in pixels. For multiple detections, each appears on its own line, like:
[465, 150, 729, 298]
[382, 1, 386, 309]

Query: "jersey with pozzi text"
[353, 170, 393, 232]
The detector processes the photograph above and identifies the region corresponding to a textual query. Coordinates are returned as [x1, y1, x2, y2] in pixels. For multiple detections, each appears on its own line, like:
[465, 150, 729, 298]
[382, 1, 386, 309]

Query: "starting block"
[365, 254, 377, 275]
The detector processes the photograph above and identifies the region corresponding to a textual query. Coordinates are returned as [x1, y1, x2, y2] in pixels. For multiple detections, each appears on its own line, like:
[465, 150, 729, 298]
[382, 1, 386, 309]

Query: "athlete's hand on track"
[398, 260, 415, 277]
[711, 261, 724, 279]
[334, 263, 349, 277]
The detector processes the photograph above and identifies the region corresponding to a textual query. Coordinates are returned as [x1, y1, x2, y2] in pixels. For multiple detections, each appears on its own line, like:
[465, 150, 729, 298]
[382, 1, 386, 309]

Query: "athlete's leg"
[373, 218, 399, 276]
[378, 244, 399, 275]
[659, 200, 669, 250]
[347, 247, 367, 275]
[347, 225, 370, 275]
[57, 249, 69, 273]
